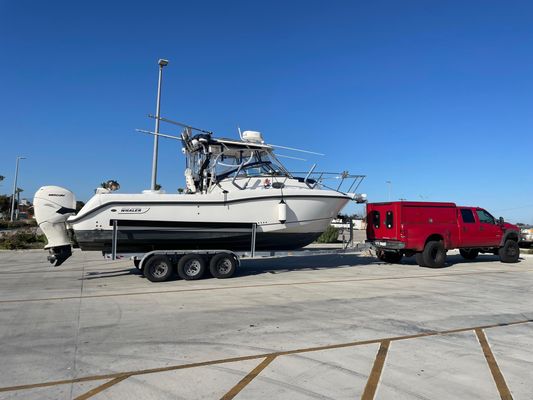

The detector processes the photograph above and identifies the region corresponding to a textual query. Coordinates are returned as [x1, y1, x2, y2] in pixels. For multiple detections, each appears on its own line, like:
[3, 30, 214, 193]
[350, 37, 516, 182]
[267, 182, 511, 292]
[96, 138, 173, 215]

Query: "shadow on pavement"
[236, 253, 378, 277]
[82, 267, 143, 280]
[78, 252, 522, 281]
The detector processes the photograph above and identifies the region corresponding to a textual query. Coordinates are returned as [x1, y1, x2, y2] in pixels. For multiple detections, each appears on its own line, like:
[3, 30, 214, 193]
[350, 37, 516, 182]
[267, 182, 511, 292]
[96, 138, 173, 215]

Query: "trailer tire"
[209, 253, 237, 279]
[144, 255, 175, 282]
[422, 240, 446, 268]
[498, 239, 520, 263]
[459, 249, 479, 260]
[178, 254, 206, 280]
[377, 250, 403, 264]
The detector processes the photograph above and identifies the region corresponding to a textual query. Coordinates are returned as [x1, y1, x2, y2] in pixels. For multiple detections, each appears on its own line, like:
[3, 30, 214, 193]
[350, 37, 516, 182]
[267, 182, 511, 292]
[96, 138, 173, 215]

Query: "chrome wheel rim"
[217, 258, 232, 274]
[152, 262, 168, 278]
[184, 259, 201, 276]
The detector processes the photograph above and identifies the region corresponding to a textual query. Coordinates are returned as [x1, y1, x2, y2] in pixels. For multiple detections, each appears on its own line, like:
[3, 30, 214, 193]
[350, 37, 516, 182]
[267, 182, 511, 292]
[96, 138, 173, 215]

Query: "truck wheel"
[178, 254, 206, 280]
[415, 252, 426, 267]
[377, 250, 403, 264]
[422, 240, 446, 268]
[209, 253, 237, 279]
[498, 240, 520, 263]
[459, 249, 479, 260]
[144, 255, 175, 282]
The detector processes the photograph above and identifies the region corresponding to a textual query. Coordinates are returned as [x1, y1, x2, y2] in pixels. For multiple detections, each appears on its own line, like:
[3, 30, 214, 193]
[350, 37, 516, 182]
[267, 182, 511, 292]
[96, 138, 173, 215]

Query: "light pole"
[150, 58, 169, 191]
[10, 156, 26, 222]
[386, 180, 392, 201]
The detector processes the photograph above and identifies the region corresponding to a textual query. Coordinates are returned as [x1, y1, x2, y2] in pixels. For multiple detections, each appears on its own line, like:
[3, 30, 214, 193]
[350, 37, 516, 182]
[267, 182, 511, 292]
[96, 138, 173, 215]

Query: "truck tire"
[377, 250, 403, 264]
[144, 255, 175, 282]
[415, 252, 426, 267]
[209, 253, 237, 279]
[459, 249, 479, 260]
[498, 240, 520, 263]
[178, 254, 206, 280]
[422, 240, 446, 268]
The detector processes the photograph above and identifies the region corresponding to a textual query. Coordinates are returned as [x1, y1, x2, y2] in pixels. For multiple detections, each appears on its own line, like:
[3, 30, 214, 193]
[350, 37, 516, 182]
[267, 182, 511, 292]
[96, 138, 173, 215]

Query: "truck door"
[459, 208, 480, 247]
[475, 209, 502, 247]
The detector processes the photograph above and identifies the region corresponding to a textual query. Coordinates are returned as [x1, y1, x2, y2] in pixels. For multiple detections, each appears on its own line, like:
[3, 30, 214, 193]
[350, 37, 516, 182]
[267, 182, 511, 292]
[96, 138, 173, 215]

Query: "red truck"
[366, 201, 521, 267]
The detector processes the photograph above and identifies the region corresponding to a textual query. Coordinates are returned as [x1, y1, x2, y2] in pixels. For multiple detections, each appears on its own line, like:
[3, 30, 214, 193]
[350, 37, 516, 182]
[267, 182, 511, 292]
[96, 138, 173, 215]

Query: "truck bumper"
[366, 240, 406, 250]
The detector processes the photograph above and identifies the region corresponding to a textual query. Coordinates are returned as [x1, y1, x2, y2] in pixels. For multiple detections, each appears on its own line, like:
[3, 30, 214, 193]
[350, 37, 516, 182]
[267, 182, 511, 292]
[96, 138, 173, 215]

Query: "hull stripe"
[75, 231, 323, 252]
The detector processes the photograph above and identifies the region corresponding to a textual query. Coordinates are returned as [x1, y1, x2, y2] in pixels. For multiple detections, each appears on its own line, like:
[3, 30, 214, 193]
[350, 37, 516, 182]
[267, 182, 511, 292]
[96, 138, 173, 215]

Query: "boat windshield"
[213, 151, 290, 181]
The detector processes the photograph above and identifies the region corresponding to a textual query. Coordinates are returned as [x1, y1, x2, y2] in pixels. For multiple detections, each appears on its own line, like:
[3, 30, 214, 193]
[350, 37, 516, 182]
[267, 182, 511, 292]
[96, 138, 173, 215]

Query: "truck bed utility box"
[366, 201, 520, 267]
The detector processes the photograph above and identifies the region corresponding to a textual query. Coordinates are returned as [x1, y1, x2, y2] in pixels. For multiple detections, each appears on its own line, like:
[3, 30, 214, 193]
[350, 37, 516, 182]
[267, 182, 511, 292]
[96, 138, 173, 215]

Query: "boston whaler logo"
[118, 207, 150, 214]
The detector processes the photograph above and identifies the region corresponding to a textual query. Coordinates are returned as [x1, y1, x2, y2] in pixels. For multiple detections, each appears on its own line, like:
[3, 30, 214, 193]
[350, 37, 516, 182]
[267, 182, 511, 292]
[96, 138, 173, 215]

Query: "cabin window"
[476, 209, 495, 224]
[385, 211, 393, 229]
[372, 211, 380, 228]
[460, 209, 475, 223]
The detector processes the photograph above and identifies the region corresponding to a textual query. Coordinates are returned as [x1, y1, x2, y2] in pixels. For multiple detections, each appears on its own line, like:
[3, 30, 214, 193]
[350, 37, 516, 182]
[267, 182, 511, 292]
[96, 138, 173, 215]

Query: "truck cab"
[367, 201, 520, 267]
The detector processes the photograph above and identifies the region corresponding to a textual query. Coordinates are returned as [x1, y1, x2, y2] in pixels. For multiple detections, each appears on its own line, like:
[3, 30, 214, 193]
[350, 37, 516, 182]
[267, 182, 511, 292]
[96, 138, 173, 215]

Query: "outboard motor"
[33, 186, 76, 266]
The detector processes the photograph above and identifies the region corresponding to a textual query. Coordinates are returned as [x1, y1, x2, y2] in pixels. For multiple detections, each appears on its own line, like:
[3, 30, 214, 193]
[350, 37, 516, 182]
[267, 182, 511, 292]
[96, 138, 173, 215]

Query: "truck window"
[385, 211, 393, 229]
[460, 209, 475, 223]
[476, 209, 495, 224]
[372, 211, 380, 228]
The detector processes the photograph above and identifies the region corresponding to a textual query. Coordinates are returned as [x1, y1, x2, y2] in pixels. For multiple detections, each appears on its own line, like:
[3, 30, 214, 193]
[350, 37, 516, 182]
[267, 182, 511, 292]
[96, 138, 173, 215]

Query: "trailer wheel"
[459, 249, 479, 260]
[144, 255, 175, 282]
[209, 253, 237, 279]
[498, 240, 520, 263]
[422, 240, 446, 268]
[178, 254, 206, 280]
[377, 250, 403, 264]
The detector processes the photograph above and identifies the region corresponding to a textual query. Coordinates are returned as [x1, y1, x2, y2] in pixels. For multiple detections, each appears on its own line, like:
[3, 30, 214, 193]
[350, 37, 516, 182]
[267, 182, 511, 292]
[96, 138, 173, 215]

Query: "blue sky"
[1, 1, 532, 223]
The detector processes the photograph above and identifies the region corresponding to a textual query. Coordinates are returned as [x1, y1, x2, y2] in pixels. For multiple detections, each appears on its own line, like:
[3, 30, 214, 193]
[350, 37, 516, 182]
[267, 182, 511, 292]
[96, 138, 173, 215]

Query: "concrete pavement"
[0, 249, 532, 399]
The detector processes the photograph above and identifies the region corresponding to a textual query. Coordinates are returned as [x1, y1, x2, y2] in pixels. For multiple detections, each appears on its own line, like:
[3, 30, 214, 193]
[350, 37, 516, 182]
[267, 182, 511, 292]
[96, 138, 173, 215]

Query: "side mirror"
[498, 217, 504, 226]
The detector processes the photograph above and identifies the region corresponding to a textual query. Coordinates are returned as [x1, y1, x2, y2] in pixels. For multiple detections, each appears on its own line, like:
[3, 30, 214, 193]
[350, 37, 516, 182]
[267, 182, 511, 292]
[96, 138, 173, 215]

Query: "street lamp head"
[158, 59, 169, 67]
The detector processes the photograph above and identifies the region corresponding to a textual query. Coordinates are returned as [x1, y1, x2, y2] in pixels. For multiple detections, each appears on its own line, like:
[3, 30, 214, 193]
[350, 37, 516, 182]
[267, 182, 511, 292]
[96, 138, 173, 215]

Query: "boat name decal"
[118, 207, 150, 214]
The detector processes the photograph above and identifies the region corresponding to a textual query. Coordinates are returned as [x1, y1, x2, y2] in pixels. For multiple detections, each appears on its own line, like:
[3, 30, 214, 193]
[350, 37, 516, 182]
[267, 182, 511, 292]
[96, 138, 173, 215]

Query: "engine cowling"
[34, 186, 76, 266]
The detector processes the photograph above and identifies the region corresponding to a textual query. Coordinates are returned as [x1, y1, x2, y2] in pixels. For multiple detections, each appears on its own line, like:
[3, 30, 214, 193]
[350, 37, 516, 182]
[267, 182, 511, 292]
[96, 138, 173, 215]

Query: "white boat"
[34, 122, 365, 265]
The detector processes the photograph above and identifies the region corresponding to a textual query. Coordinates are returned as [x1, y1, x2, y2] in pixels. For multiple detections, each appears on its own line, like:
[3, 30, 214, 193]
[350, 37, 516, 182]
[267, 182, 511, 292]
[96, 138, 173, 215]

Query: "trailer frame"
[104, 221, 360, 282]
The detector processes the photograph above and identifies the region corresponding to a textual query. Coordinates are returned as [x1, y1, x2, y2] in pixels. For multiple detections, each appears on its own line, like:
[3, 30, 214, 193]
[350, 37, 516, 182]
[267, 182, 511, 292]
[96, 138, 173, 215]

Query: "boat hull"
[70, 191, 349, 253]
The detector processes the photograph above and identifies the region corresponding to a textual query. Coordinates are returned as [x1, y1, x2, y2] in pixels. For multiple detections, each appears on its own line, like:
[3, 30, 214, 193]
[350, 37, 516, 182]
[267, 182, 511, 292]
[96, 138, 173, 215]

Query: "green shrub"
[0, 230, 45, 250]
[316, 226, 339, 243]
[0, 220, 37, 229]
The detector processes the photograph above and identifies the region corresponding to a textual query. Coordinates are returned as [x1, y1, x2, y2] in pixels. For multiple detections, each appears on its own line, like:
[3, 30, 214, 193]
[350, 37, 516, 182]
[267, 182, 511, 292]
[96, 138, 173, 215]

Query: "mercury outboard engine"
[33, 186, 76, 266]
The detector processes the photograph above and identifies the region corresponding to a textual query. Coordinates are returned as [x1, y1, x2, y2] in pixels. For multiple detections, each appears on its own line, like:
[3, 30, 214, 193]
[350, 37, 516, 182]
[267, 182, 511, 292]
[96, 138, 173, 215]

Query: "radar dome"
[242, 131, 264, 143]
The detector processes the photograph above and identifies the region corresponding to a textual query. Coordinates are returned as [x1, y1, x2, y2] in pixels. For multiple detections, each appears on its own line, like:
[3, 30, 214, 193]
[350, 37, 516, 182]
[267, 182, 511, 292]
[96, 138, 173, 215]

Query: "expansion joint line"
[0, 319, 530, 395]
[74, 374, 131, 400]
[220, 355, 277, 400]
[361, 340, 390, 400]
[475, 329, 513, 400]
